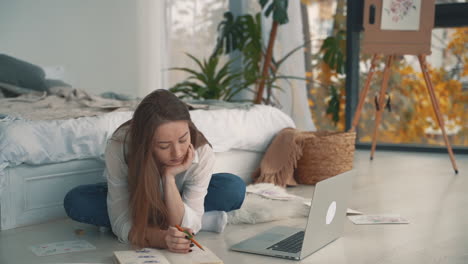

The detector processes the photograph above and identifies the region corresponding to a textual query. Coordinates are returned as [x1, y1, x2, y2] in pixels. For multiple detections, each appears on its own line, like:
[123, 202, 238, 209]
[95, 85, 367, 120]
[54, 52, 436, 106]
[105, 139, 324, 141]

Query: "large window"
[302, 1, 468, 151]
[356, 27, 468, 148]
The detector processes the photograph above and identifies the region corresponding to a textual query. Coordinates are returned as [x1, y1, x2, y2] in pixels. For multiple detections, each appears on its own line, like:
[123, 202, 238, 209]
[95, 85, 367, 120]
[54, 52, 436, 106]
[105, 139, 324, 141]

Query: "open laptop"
[230, 170, 354, 260]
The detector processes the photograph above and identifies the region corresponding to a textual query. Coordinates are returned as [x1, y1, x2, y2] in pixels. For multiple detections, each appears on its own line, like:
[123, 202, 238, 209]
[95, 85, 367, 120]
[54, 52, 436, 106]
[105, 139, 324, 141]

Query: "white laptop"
[230, 170, 354, 260]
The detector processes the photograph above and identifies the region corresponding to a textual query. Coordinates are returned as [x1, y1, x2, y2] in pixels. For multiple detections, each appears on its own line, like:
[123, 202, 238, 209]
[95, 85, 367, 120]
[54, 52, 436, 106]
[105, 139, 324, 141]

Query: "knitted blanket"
[251, 127, 308, 187]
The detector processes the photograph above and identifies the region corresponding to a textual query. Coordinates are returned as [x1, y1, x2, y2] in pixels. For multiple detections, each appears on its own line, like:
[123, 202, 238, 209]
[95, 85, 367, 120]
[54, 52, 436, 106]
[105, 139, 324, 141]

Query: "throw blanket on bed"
[252, 128, 308, 187]
[0, 86, 139, 120]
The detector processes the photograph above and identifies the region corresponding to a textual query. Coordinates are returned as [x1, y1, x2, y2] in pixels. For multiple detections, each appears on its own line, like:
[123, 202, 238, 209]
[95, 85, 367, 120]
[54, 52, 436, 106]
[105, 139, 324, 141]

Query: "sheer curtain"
[260, 0, 316, 131]
[137, 0, 228, 97]
[165, 0, 228, 89]
[136, 0, 168, 97]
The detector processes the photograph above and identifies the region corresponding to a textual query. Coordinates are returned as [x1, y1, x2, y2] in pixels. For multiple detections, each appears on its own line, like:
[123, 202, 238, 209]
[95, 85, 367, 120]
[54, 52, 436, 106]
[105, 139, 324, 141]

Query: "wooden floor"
[0, 150, 467, 264]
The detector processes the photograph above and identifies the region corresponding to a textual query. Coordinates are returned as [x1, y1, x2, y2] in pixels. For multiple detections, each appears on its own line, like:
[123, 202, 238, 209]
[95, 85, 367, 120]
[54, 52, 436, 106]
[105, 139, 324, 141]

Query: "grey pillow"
[0, 81, 41, 97]
[0, 54, 47, 92]
[45, 79, 72, 89]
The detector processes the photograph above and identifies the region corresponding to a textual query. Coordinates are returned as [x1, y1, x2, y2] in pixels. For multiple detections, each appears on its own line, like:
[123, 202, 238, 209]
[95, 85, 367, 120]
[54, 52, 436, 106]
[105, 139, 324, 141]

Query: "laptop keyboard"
[266, 231, 305, 253]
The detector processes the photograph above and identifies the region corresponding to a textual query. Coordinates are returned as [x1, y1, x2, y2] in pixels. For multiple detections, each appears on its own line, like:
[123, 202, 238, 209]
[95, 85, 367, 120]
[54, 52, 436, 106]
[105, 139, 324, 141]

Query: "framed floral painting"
[362, 0, 435, 57]
[381, 0, 421, 31]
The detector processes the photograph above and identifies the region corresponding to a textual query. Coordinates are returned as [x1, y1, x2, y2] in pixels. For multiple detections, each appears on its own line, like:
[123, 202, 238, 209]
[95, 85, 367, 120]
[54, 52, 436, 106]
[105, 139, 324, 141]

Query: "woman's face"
[153, 120, 191, 166]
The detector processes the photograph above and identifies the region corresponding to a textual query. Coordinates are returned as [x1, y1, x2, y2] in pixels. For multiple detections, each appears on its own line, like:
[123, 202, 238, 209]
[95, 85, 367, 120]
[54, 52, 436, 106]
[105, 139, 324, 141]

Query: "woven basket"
[295, 131, 356, 185]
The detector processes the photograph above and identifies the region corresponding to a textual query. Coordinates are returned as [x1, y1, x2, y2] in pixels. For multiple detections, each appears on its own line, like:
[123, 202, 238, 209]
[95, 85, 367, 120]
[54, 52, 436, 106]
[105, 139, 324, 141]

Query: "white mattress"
[213, 149, 263, 184]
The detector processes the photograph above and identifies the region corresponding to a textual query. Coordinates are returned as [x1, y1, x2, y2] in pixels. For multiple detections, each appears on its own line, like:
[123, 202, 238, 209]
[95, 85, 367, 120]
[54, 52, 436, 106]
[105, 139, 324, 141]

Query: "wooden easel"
[349, 54, 459, 174]
[353, 0, 459, 173]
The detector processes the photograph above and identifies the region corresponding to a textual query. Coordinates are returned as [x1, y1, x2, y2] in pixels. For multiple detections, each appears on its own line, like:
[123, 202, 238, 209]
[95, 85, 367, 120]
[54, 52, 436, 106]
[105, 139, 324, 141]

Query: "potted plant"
[169, 53, 248, 102]
[170, 0, 306, 106]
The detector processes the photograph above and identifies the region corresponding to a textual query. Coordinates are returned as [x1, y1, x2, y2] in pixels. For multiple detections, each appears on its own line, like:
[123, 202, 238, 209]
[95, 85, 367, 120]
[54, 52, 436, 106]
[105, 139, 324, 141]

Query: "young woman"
[64, 89, 246, 252]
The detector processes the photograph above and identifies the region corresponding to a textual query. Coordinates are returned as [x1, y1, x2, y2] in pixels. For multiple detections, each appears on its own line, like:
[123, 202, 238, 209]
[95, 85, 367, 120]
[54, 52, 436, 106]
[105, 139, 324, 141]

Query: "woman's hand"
[164, 226, 194, 253]
[163, 144, 195, 179]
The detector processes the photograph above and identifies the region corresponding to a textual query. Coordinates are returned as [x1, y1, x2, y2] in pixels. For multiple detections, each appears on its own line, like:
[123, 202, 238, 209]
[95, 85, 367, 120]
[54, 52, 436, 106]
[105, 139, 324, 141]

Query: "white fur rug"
[227, 183, 310, 225]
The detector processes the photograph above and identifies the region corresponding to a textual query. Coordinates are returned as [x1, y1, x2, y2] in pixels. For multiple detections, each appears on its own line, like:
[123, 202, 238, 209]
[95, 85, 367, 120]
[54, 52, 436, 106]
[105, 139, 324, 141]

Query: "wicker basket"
[295, 131, 356, 185]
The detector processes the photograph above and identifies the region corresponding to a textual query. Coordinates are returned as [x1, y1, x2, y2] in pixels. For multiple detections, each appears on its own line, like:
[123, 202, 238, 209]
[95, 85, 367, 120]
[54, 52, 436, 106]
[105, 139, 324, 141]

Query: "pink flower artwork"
[384, 0, 417, 23]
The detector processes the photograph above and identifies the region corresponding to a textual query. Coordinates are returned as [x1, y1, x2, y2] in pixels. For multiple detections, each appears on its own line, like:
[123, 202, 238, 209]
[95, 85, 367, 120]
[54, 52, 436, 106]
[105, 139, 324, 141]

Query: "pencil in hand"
[174, 224, 205, 251]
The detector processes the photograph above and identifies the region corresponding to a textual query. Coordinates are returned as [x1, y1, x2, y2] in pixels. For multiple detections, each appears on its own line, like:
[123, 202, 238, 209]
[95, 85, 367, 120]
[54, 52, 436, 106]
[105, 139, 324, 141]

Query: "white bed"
[0, 150, 263, 230]
[0, 105, 294, 230]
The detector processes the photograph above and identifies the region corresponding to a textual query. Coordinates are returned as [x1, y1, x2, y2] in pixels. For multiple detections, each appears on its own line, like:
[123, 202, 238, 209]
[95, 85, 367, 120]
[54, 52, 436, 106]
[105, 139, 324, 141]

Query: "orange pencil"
[175, 224, 204, 251]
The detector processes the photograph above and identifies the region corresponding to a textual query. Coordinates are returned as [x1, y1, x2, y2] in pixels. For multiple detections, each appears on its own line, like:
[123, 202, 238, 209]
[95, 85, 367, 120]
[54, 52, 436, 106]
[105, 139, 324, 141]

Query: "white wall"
[0, 0, 162, 97]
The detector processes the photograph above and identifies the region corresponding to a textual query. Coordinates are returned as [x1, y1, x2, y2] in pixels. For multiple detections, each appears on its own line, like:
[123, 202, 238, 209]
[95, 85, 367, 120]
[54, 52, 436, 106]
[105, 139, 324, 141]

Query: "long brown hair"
[118, 89, 209, 247]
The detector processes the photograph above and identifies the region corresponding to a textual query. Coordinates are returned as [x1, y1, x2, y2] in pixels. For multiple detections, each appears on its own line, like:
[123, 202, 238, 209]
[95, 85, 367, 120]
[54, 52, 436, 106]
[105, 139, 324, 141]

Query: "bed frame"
[0, 150, 262, 230]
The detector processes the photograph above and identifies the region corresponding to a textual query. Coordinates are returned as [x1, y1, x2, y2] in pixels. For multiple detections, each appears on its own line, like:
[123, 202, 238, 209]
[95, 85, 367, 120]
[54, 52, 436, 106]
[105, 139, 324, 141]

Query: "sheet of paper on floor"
[348, 214, 409, 225]
[29, 240, 96, 256]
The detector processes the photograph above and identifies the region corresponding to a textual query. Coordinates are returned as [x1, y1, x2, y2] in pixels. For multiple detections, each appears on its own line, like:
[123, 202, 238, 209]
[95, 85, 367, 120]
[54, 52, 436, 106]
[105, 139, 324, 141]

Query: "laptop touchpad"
[254, 232, 284, 242]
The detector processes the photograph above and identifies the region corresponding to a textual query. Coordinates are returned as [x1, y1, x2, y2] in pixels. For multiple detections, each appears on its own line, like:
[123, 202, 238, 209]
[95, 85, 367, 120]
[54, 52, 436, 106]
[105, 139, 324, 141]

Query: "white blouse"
[105, 127, 215, 243]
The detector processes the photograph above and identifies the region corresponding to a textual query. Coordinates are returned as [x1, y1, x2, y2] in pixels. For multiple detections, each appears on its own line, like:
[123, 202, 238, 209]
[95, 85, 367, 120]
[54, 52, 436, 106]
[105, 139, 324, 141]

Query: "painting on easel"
[362, 0, 434, 55]
[352, 0, 459, 173]
[381, 0, 421, 31]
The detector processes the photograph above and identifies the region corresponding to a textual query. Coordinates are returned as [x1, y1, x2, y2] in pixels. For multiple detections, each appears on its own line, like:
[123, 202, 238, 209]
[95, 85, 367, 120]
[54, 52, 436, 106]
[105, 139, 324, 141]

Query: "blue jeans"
[63, 173, 246, 227]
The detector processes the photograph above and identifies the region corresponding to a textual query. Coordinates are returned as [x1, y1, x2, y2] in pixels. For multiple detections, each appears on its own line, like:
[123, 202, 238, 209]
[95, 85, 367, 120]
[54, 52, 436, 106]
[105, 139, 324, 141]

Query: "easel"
[352, 0, 458, 173]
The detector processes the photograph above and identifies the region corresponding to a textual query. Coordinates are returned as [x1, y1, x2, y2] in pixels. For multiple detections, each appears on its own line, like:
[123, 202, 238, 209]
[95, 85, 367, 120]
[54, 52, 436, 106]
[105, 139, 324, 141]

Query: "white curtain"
[136, 0, 168, 97]
[164, 0, 228, 90]
[261, 1, 316, 131]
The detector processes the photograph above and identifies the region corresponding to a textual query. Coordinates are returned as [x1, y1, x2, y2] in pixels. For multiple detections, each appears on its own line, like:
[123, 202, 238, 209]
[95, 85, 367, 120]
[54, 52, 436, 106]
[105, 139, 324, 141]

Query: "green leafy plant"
[320, 29, 347, 126]
[213, 12, 263, 90]
[213, 7, 306, 105]
[320, 30, 346, 75]
[169, 53, 247, 101]
[212, 0, 292, 104]
[326, 85, 340, 124]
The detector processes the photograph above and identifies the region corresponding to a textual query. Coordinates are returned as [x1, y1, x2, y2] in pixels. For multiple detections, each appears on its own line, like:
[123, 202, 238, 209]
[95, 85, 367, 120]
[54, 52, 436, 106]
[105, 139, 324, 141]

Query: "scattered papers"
[348, 214, 409, 225]
[30, 240, 96, 256]
[246, 183, 305, 201]
[303, 199, 363, 216]
[346, 208, 364, 215]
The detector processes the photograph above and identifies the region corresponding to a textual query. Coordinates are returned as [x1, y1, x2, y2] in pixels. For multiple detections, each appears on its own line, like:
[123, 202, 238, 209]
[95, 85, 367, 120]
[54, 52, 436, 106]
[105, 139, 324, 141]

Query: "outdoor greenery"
[356, 28, 468, 146]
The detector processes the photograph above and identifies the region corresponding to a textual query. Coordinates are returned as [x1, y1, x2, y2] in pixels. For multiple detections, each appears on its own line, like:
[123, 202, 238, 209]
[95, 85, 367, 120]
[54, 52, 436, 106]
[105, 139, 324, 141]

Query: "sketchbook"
[113, 246, 223, 264]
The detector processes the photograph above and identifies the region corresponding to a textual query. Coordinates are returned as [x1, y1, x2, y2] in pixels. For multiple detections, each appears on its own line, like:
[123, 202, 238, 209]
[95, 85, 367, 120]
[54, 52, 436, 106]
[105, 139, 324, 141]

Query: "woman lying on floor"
[63, 89, 246, 253]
